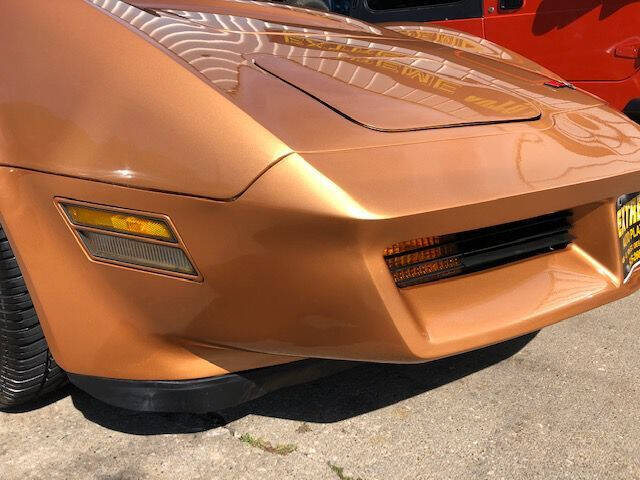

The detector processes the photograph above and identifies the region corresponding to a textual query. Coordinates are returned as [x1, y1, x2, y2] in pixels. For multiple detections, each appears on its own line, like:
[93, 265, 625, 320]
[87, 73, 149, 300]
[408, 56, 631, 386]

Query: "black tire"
[288, 0, 331, 11]
[0, 225, 67, 407]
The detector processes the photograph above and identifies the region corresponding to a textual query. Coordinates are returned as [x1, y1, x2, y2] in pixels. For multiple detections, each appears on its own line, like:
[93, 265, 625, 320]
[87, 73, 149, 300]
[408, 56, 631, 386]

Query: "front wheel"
[0, 226, 67, 408]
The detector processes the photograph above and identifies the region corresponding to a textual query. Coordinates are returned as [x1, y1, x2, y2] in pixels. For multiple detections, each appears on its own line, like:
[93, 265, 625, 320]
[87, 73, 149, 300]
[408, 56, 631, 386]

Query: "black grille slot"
[385, 210, 573, 288]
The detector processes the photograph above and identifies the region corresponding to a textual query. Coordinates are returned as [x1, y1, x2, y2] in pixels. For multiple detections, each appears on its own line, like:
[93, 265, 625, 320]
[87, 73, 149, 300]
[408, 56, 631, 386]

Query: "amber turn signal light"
[383, 236, 446, 256]
[62, 204, 175, 242]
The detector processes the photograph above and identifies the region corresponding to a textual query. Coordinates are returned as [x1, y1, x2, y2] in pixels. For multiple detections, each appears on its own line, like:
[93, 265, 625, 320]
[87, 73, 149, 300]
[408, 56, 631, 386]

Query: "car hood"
[2, 0, 609, 202]
[251, 52, 541, 131]
[127, 1, 597, 133]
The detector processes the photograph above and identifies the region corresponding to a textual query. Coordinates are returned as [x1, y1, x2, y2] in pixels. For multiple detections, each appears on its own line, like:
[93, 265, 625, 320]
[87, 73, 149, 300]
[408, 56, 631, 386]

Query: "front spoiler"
[68, 359, 355, 413]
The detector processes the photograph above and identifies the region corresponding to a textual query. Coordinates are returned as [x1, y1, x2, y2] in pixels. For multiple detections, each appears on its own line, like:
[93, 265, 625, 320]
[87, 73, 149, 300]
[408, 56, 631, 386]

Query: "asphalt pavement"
[2, 291, 639, 480]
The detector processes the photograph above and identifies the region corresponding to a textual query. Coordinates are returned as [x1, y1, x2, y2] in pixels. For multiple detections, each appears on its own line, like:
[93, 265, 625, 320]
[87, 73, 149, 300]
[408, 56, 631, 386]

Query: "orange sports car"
[2, 0, 640, 412]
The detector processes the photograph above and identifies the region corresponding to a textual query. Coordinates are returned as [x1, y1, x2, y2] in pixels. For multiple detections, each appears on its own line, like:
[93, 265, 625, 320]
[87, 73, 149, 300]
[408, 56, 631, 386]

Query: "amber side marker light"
[60, 202, 197, 277]
[62, 204, 175, 241]
[385, 211, 573, 288]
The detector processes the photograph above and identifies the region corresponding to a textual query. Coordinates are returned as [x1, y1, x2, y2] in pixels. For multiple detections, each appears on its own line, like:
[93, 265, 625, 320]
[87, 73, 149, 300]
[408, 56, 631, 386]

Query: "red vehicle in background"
[287, 0, 640, 122]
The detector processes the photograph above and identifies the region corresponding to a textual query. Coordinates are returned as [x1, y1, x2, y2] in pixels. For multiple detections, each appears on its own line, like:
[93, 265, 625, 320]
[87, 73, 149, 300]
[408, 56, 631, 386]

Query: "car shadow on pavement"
[218, 332, 538, 425]
[53, 331, 538, 435]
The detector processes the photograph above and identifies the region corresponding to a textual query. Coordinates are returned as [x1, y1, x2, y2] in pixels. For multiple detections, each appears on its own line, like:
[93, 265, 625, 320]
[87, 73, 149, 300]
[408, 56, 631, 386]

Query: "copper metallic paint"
[2, 1, 640, 382]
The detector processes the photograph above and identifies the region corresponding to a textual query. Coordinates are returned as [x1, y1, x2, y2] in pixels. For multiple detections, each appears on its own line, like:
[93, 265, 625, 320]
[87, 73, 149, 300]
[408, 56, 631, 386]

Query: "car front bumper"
[2, 140, 640, 387]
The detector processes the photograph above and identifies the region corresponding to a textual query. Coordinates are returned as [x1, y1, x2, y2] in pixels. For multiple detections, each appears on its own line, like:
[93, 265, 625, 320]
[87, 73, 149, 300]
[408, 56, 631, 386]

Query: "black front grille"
[385, 210, 573, 288]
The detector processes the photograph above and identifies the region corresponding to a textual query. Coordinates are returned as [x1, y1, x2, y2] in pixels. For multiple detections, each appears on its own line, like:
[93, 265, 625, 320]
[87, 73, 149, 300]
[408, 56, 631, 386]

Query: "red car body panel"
[433, 0, 640, 111]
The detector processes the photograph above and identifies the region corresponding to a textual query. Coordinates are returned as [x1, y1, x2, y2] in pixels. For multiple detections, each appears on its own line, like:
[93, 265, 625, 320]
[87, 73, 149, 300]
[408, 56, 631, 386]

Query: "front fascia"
[3, 102, 640, 380]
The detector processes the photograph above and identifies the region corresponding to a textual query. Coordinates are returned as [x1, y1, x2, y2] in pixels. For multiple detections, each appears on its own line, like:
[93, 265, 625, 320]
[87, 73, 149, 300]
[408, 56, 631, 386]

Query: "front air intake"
[384, 210, 573, 288]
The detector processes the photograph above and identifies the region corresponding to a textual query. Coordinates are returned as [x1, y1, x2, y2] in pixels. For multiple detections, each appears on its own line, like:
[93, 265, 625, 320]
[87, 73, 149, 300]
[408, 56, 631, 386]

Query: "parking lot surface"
[2, 292, 639, 480]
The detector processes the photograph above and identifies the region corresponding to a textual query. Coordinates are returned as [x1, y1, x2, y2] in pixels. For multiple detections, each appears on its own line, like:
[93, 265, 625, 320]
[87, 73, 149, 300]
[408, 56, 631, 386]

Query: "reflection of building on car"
[4, 0, 640, 413]
[277, 0, 640, 123]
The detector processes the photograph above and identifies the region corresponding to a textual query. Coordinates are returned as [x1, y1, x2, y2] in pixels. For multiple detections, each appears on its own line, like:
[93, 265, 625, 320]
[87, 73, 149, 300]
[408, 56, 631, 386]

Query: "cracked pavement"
[2, 291, 639, 480]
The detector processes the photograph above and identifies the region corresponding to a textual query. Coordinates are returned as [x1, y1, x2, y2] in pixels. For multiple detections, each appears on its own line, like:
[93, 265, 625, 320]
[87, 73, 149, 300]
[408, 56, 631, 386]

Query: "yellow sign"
[617, 193, 640, 282]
